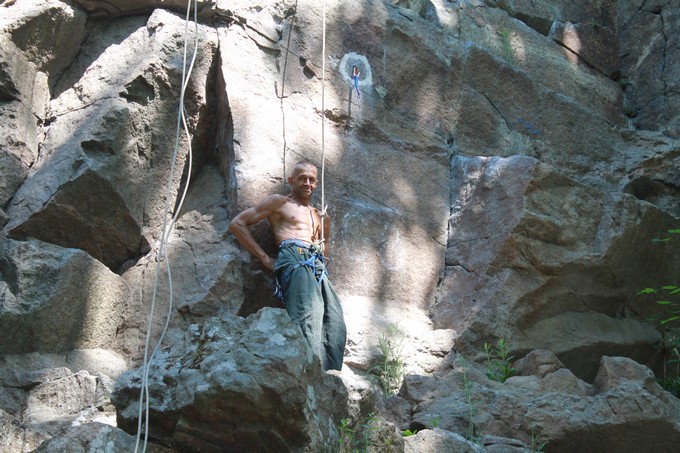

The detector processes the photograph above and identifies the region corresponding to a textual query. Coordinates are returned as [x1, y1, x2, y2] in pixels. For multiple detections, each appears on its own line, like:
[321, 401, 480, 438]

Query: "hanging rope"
[320, 0, 327, 248]
[134, 1, 199, 452]
[279, 0, 299, 189]
[278, 0, 328, 247]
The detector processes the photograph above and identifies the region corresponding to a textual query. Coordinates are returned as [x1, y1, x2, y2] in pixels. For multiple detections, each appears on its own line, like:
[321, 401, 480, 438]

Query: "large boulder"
[34, 422, 173, 453]
[0, 349, 127, 452]
[112, 309, 349, 452]
[0, 238, 128, 354]
[402, 353, 680, 453]
[0, 365, 116, 452]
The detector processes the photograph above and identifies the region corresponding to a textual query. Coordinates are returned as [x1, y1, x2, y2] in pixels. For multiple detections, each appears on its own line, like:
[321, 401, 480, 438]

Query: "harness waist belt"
[279, 239, 313, 250]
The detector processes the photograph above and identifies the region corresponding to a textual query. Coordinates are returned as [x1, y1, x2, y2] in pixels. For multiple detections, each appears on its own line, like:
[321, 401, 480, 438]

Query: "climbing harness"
[274, 239, 329, 301]
[135, 1, 199, 452]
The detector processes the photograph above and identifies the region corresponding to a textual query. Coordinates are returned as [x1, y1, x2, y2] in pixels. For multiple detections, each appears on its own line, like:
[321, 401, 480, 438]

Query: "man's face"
[288, 165, 318, 198]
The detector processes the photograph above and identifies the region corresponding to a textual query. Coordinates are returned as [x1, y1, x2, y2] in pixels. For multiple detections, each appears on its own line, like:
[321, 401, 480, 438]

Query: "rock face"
[0, 351, 125, 450]
[111, 309, 348, 452]
[432, 155, 677, 380]
[618, 0, 680, 137]
[0, 238, 128, 354]
[400, 352, 680, 453]
[0, 0, 679, 452]
[34, 422, 174, 453]
[3, 7, 218, 270]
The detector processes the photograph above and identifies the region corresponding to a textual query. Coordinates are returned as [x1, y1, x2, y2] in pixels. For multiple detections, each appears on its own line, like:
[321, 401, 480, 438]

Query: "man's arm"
[229, 195, 286, 271]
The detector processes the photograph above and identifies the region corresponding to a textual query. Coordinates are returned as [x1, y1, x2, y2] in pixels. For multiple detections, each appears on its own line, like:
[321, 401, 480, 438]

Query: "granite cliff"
[1, 0, 679, 451]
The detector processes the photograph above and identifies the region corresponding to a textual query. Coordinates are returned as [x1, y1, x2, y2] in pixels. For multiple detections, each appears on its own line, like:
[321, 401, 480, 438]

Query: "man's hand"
[262, 255, 275, 272]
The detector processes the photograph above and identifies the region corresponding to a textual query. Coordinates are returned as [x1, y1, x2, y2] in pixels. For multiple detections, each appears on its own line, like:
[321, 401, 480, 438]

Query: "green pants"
[275, 240, 346, 371]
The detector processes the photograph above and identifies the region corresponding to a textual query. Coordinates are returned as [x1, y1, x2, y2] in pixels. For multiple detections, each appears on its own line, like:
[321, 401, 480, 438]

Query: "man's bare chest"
[280, 203, 316, 226]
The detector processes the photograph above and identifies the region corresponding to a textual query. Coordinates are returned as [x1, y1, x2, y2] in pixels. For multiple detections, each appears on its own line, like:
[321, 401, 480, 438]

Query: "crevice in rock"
[658, 6, 669, 124]
[397, 11, 415, 23]
[550, 30, 608, 79]
[48, 96, 120, 118]
[120, 75, 155, 105]
[49, 32, 90, 100]
[512, 12, 553, 36]
[481, 91, 511, 131]
[81, 139, 115, 156]
[485, 0, 553, 36]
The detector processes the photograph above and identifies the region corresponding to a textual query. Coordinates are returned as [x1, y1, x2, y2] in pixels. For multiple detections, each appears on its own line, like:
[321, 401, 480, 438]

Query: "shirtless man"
[229, 161, 346, 371]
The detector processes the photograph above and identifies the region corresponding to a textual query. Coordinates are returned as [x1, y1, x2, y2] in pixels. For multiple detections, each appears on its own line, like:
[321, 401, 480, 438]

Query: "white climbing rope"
[134, 1, 199, 452]
[320, 0, 327, 247]
[279, 0, 298, 190]
[280, 0, 328, 246]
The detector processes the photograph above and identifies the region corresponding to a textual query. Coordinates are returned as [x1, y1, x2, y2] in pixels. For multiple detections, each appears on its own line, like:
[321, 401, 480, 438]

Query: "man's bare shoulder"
[232, 194, 289, 227]
[255, 194, 289, 211]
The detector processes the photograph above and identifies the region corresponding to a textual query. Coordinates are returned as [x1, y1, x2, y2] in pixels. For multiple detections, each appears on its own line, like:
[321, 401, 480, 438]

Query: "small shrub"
[370, 323, 406, 395]
[638, 228, 680, 396]
[401, 415, 440, 437]
[459, 356, 480, 444]
[530, 426, 549, 452]
[337, 413, 376, 453]
[483, 338, 516, 383]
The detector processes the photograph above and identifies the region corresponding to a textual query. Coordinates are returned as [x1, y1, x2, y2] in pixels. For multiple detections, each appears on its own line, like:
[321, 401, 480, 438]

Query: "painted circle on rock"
[339, 52, 372, 87]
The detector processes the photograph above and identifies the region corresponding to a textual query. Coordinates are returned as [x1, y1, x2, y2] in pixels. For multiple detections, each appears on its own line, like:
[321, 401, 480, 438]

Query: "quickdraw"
[352, 65, 360, 98]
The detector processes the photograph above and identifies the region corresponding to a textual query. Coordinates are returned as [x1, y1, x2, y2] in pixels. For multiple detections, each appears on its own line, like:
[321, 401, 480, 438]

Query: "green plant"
[401, 415, 440, 437]
[337, 418, 354, 452]
[659, 368, 680, 397]
[530, 426, 549, 452]
[370, 323, 406, 395]
[337, 413, 377, 453]
[639, 285, 680, 325]
[638, 287, 680, 395]
[498, 29, 515, 63]
[459, 356, 480, 444]
[618, 76, 631, 89]
[638, 228, 680, 396]
[483, 338, 516, 382]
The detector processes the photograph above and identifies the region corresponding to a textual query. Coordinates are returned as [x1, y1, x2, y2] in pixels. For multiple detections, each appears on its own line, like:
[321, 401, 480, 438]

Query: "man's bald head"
[291, 161, 317, 177]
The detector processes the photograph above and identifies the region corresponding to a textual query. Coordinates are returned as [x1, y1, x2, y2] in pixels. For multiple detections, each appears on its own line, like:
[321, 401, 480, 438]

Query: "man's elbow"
[228, 218, 243, 235]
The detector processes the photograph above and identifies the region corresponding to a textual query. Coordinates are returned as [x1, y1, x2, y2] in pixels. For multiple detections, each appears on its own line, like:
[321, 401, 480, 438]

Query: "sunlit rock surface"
[0, 0, 679, 451]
